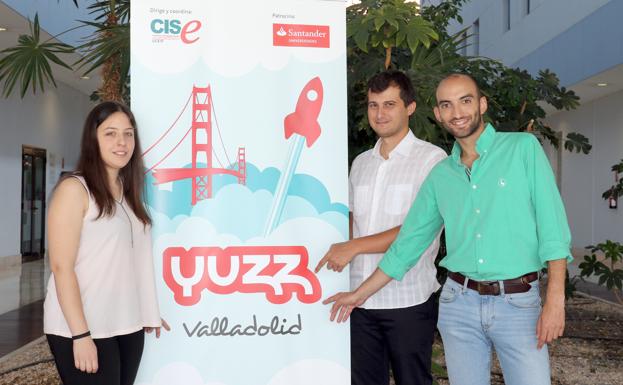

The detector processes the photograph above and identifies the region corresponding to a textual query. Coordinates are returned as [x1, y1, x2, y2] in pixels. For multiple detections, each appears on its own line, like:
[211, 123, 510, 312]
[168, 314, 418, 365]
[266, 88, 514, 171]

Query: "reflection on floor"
[0, 259, 48, 358]
[0, 258, 48, 315]
[0, 300, 43, 358]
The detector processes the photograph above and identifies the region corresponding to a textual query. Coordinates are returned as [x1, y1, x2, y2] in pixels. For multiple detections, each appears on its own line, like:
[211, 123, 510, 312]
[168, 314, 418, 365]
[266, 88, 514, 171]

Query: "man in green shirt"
[324, 73, 570, 385]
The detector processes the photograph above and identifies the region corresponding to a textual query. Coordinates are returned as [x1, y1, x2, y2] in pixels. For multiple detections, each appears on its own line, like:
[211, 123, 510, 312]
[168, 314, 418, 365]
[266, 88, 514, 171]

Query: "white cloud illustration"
[137, 360, 349, 385]
[136, 362, 228, 385]
[267, 359, 349, 385]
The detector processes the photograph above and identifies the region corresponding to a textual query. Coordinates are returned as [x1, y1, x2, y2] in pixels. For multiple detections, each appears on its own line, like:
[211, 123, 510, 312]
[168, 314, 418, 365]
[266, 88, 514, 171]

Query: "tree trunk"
[385, 47, 392, 70]
[98, 9, 122, 102]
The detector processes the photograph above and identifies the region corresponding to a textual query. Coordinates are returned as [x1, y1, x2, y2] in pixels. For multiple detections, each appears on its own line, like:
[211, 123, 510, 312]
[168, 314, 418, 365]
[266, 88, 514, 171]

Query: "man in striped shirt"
[316, 70, 446, 385]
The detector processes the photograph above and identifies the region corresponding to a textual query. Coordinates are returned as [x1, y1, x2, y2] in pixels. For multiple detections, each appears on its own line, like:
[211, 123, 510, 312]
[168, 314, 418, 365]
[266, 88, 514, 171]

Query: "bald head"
[436, 73, 482, 100]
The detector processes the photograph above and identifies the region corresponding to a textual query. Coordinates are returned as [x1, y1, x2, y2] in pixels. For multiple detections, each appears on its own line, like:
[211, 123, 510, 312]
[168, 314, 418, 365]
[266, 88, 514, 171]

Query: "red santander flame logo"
[273, 24, 330, 48]
[163, 246, 322, 305]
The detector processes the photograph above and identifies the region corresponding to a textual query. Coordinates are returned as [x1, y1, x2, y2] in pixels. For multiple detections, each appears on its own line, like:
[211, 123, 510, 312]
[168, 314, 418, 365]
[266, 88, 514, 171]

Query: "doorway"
[21, 146, 47, 262]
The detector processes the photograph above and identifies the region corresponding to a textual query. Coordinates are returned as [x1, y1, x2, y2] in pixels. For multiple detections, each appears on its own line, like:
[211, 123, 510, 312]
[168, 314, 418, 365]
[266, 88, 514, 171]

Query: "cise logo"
[150, 19, 202, 44]
[273, 23, 330, 48]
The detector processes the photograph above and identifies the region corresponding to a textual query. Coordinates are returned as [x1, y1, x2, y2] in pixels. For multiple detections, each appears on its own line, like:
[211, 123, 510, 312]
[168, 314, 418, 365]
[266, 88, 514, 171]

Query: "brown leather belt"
[447, 271, 539, 296]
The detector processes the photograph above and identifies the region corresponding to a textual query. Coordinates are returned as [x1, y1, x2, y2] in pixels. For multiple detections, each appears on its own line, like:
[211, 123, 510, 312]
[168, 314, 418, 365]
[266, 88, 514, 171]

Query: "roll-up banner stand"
[131, 1, 349, 384]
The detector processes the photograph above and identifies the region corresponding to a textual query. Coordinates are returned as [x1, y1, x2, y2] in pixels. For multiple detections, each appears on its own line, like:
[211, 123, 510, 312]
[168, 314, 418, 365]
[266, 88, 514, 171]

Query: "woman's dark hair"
[75, 101, 151, 226]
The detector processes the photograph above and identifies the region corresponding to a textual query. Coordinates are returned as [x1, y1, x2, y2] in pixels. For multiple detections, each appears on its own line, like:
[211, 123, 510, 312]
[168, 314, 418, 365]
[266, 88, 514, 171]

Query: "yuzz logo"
[163, 246, 322, 305]
[150, 19, 201, 44]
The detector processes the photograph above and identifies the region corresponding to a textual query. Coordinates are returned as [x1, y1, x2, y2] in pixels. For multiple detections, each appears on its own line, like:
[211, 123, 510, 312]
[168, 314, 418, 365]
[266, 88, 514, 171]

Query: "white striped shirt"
[349, 130, 447, 309]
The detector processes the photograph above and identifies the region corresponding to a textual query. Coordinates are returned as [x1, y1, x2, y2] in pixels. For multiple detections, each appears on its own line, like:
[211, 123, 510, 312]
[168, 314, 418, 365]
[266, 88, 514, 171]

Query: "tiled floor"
[0, 259, 48, 358]
[0, 259, 48, 315]
[0, 300, 44, 357]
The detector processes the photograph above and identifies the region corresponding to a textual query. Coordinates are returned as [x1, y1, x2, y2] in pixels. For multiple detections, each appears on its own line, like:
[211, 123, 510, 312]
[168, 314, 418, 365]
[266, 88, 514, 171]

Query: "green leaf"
[370, 32, 383, 48]
[395, 24, 407, 47]
[564, 132, 592, 154]
[386, 16, 400, 30]
[0, 13, 74, 98]
[354, 26, 370, 52]
[406, 30, 420, 53]
[74, 21, 130, 88]
[346, 20, 359, 38]
[59, 0, 80, 7]
[374, 15, 385, 32]
[88, 1, 131, 24]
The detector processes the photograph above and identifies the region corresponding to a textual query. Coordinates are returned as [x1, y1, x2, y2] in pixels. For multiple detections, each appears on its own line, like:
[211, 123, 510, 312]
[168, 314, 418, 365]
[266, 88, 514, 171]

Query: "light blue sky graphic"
[146, 162, 349, 240]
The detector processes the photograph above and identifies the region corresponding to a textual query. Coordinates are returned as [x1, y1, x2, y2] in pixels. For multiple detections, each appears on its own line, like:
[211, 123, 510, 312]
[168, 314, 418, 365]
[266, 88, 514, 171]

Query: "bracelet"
[72, 331, 91, 340]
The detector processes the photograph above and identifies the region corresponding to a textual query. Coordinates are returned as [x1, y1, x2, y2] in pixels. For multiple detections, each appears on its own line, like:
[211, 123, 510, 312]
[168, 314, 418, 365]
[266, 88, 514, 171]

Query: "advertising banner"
[130, 1, 349, 384]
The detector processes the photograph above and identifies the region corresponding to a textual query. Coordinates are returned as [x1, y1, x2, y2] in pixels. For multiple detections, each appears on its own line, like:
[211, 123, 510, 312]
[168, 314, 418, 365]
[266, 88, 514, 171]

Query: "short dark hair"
[437, 72, 483, 99]
[367, 70, 416, 106]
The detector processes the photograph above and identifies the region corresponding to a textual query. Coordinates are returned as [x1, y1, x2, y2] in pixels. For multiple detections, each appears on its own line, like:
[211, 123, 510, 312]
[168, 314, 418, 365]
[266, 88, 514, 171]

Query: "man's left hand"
[536, 298, 565, 349]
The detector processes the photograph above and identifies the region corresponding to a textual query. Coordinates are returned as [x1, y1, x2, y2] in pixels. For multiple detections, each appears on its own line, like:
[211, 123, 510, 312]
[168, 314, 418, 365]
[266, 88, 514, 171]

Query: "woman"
[44, 101, 169, 385]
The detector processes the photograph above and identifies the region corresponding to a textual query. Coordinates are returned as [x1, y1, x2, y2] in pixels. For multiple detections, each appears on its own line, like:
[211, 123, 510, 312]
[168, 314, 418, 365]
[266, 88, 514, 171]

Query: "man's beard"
[444, 110, 482, 139]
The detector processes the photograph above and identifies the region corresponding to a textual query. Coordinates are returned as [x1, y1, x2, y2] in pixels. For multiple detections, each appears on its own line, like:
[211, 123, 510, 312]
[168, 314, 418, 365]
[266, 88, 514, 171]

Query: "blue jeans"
[437, 277, 550, 385]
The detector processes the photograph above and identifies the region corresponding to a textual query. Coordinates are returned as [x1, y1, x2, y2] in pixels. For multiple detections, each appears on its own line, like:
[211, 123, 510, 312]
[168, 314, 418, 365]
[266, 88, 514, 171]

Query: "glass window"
[461, 31, 468, 56]
[472, 19, 480, 55]
[503, 0, 511, 31]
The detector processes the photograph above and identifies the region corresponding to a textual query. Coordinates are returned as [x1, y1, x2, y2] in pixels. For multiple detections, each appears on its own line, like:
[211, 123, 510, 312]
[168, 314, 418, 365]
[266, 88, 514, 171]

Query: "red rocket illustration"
[264, 77, 324, 235]
[284, 77, 323, 147]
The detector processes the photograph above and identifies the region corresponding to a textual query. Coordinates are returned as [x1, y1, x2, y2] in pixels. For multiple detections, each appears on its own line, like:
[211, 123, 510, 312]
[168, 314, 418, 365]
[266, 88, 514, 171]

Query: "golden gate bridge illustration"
[142, 77, 324, 236]
[143, 85, 246, 205]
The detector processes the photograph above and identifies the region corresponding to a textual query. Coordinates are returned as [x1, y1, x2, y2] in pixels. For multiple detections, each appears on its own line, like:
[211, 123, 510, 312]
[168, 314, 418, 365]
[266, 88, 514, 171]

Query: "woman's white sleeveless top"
[44, 176, 161, 338]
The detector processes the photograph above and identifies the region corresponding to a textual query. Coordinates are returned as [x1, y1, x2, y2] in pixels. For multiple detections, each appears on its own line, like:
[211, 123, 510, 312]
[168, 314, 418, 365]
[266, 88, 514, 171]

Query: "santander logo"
[273, 23, 330, 48]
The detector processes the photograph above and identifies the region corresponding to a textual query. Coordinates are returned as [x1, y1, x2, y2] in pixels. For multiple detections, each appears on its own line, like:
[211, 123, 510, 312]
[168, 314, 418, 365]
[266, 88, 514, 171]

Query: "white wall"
[439, 0, 611, 66]
[546, 90, 623, 248]
[0, 83, 93, 257]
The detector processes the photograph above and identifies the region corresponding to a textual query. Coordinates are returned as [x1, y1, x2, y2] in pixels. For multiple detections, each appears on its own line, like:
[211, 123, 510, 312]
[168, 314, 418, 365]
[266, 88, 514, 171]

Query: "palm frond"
[88, 1, 130, 24]
[0, 14, 74, 98]
[74, 21, 129, 85]
[58, 0, 80, 7]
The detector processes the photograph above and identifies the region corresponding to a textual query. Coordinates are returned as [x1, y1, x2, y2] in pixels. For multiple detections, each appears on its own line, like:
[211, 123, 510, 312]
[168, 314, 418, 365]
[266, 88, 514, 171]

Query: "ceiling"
[542, 63, 623, 116]
[0, 1, 100, 97]
[567, 63, 623, 107]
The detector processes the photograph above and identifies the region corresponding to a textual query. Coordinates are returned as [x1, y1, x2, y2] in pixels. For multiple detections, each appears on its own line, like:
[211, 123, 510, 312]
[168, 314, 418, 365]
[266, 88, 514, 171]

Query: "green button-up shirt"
[379, 124, 572, 281]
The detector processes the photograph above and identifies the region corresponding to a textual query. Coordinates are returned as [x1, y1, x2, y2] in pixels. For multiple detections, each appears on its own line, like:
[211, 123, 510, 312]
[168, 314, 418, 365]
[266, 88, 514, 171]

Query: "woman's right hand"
[73, 337, 98, 373]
